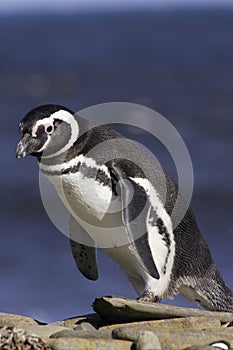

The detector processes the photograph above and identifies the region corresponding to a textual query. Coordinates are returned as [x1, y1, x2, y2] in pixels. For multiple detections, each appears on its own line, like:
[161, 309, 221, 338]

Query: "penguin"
[16, 104, 233, 312]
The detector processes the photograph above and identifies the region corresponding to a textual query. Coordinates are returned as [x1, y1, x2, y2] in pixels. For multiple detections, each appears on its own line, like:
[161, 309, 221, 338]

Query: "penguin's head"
[16, 104, 79, 159]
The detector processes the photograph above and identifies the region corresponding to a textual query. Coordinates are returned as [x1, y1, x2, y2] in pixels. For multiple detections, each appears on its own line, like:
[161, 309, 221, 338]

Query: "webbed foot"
[137, 290, 160, 303]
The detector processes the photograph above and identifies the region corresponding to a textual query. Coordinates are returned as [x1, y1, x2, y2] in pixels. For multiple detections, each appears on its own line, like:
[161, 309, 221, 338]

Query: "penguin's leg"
[137, 290, 160, 302]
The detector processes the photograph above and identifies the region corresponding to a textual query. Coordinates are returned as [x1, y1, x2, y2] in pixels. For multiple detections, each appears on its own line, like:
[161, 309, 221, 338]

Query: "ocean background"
[1, 5, 233, 322]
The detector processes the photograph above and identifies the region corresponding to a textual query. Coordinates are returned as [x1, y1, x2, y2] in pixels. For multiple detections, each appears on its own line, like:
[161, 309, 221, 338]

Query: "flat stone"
[102, 316, 221, 332]
[0, 312, 38, 328]
[135, 330, 161, 350]
[63, 313, 109, 329]
[50, 328, 112, 340]
[24, 324, 68, 341]
[49, 337, 132, 350]
[93, 296, 233, 323]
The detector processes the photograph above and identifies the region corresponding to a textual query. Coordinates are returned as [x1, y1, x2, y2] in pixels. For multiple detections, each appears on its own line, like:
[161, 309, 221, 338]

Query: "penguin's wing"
[69, 215, 98, 281]
[110, 164, 160, 280]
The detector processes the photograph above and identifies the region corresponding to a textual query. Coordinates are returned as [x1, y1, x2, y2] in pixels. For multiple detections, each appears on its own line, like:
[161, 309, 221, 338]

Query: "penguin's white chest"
[45, 168, 175, 300]
[47, 172, 113, 222]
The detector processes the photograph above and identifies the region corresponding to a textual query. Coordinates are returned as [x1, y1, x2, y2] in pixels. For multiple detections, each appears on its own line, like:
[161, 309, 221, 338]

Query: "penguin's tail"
[178, 264, 233, 313]
[193, 266, 233, 313]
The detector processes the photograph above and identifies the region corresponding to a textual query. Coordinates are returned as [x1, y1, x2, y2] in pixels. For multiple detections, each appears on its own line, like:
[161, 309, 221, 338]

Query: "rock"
[93, 296, 233, 323]
[48, 320, 65, 327]
[102, 316, 221, 332]
[63, 313, 109, 329]
[1, 297, 232, 349]
[23, 324, 69, 341]
[49, 337, 132, 350]
[135, 330, 161, 350]
[50, 328, 112, 340]
[73, 321, 96, 331]
[112, 326, 233, 350]
[0, 326, 52, 349]
[0, 312, 38, 328]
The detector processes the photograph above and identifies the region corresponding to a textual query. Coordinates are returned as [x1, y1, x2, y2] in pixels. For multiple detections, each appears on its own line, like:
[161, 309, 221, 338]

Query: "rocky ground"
[0, 296, 232, 350]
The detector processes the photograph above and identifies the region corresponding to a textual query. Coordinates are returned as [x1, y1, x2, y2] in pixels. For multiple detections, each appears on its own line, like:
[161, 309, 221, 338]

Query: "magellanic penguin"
[16, 104, 233, 312]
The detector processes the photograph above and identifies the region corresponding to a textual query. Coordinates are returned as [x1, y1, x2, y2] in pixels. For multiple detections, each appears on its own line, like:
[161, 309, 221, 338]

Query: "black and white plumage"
[16, 104, 233, 312]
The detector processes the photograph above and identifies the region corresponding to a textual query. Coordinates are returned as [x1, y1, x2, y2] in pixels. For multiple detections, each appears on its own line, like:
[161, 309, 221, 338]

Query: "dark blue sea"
[1, 6, 233, 322]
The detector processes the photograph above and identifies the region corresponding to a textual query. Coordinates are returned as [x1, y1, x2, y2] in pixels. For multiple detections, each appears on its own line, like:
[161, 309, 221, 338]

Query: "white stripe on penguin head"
[32, 109, 79, 158]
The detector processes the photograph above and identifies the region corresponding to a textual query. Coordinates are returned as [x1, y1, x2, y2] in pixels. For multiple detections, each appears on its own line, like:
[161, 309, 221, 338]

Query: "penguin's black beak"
[16, 133, 38, 159]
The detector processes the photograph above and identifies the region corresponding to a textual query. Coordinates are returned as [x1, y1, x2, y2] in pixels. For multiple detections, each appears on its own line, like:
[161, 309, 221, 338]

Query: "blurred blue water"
[1, 7, 233, 322]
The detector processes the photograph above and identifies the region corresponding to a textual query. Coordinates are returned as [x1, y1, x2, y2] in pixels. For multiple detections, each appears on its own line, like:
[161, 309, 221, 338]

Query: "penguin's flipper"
[110, 165, 160, 280]
[69, 215, 98, 281]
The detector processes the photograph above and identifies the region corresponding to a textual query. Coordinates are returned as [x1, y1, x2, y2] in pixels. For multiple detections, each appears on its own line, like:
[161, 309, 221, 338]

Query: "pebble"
[209, 340, 231, 349]
[135, 330, 161, 350]
[73, 321, 97, 331]
[183, 344, 232, 350]
[0, 326, 52, 350]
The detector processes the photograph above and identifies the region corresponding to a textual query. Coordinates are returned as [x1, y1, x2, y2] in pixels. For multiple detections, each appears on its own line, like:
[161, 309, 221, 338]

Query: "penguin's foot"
[137, 290, 159, 303]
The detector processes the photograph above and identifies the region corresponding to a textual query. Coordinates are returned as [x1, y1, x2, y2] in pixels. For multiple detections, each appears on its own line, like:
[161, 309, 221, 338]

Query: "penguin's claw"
[137, 290, 159, 303]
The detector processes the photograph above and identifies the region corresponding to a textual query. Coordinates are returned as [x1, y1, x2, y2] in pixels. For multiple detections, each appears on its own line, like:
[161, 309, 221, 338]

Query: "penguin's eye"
[45, 124, 54, 135]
